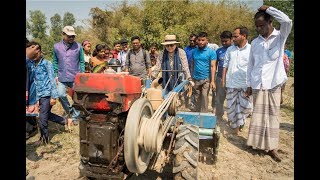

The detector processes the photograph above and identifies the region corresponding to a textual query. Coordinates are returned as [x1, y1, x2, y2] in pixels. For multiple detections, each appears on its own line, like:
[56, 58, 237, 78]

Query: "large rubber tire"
[124, 98, 153, 174]
[173, 124, 199, 180]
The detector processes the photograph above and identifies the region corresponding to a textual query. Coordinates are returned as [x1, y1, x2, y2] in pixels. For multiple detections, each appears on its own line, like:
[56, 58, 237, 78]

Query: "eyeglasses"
[165, 44, 175, 47]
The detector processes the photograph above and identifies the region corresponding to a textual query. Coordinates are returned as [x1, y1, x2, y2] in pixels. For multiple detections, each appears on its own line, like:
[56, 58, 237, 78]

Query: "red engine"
[73, 73, 142, 114]
[72, 73, 142, 179]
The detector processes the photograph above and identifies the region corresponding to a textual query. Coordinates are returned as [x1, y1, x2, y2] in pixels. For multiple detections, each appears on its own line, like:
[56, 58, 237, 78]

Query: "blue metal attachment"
[175, 111, 216, 129]
[163, 80, 189, 99]
[145, 78, 151, 89]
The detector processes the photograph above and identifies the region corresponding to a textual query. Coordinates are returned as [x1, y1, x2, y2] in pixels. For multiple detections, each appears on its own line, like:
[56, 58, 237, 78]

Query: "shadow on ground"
[280, 104, 294, 112]
[26, 123, 66, 162]
[217, 118, 270, 158]
[280, 122, 294, 132]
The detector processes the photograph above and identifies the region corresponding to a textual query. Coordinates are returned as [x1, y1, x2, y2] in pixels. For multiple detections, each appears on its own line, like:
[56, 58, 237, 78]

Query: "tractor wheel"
[124, 98, 153, 174]
[173, 124, 199, 180]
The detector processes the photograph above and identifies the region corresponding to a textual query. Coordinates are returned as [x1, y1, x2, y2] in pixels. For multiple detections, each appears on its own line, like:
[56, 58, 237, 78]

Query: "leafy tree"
[63, 12, 76, 26]
[26, 21, 31, 37]
[89, 7, 111, 44]
[26, 10, 48, 39]
[74, 25, 84, 35]
[27, 11, 80, 60]
[50, 13, 63, 42]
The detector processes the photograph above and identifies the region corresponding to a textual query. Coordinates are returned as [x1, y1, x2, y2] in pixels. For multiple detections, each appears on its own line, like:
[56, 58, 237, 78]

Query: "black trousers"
[39, 96, 65, 140]
[26, 116, 37, 133]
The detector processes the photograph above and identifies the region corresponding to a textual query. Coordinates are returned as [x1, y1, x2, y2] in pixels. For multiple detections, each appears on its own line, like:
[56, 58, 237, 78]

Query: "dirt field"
[26, 77, 294, 180]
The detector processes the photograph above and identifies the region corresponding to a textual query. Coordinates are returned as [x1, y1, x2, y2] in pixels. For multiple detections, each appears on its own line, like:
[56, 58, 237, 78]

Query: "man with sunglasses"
[152, 34, 192, 94]
[52, 25, 85, 126]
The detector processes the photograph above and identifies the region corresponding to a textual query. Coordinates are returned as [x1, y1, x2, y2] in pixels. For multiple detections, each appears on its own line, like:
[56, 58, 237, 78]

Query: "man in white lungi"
[245, 5, 292, 162]
[222, 26, 252, 135]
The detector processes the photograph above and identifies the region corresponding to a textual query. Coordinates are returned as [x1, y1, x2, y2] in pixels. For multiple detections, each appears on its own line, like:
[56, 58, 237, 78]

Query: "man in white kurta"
[245, 5, 292, 162]
[222, 26, 252, 135]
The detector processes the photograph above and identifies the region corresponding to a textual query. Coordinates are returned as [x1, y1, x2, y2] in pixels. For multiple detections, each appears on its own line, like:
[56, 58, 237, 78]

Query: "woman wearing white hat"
[152, 34, 193, 93]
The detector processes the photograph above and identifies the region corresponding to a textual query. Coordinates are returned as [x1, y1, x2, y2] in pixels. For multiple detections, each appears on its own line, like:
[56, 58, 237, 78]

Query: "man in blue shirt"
[191, 32, 217, 112]
[184, 33, 197, 109]
[184, 33, 197, 74]
[284, 43, 293, 60]
[212, 31, 232, 119]
[26, 40, 40, 139]
[28, 41, 73, 145]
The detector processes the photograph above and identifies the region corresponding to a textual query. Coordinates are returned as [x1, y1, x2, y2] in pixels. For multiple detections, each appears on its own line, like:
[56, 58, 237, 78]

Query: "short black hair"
[150, 43, 157, 48]
[26, 41, 42, 51]
[120, 38, 128, 44]
[113, 41, 121, 46]
[26, 38, 29, 46]
[131, 36, 140, 42]
[254, 10, 273, 23]
[234, 26, 249, 39]
[198, 32, 208, 38]
[92, 44, 107, 57]
[220, 31, 232, 39]
[189, 33, 197, 39]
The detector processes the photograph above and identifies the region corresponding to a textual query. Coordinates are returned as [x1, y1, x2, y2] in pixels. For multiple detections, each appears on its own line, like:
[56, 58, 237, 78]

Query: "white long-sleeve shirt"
[247, 6, 292, 90]
[119, 50, 128, 67]
[224, 42, 251, 89]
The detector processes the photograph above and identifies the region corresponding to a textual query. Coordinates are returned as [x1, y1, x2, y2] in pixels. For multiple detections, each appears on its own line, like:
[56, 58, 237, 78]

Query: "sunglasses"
[165, 44, 175, 47]
[67, 35, 75, 38]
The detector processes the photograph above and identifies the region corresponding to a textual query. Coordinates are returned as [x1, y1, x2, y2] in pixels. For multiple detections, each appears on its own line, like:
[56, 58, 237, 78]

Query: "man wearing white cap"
[52, 25, 85, 125]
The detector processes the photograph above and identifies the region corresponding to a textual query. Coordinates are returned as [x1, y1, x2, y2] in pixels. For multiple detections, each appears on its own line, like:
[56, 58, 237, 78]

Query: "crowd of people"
[26, 5, 292, 163]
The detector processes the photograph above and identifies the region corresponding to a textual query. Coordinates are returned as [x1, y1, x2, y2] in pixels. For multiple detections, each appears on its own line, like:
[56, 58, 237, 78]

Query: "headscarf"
[82, 40, 91, 47]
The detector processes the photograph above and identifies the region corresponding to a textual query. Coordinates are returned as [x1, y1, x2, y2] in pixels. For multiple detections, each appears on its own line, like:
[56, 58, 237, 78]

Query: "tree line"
[26, 0, 294, 76]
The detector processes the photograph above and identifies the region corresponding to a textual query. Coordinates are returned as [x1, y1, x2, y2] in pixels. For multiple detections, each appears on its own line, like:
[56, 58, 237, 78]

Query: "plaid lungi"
[225, 88, 252, 128]
[247, 85, 281, 150]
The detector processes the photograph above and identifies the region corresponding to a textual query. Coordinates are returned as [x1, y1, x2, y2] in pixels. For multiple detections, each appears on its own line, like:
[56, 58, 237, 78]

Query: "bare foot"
[65, 118, 73, 132]
[269, 149, 281, 162]
[234, 127, 240, 135]
[212, 108, 216, 114]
